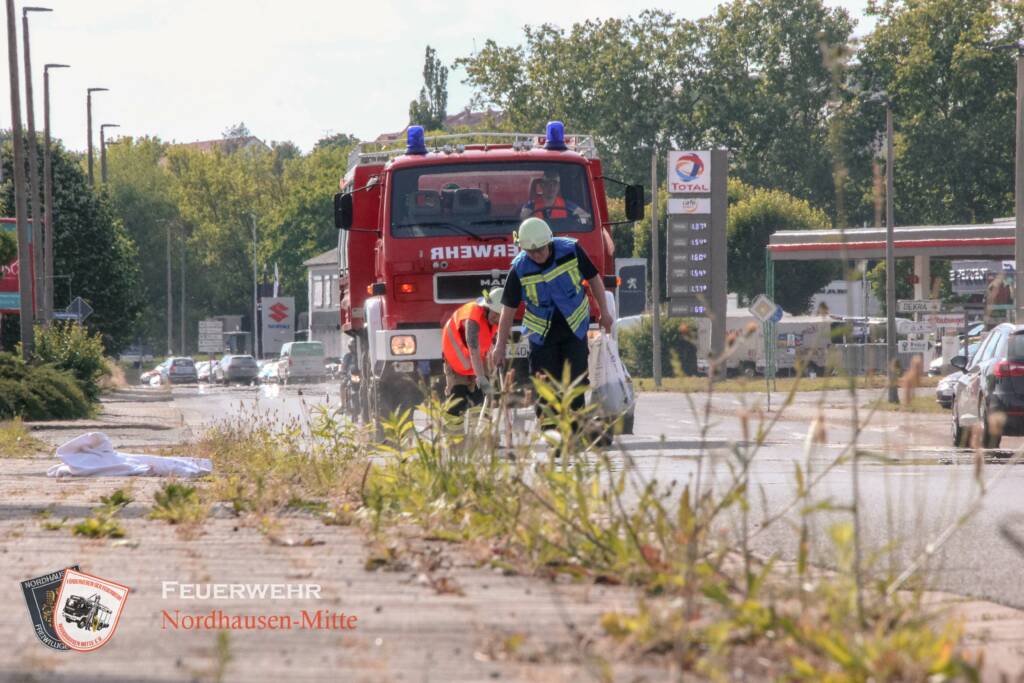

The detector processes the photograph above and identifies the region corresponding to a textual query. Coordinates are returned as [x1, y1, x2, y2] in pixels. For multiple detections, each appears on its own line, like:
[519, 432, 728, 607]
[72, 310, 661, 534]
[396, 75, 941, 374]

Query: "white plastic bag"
[589, 331, 633, 417]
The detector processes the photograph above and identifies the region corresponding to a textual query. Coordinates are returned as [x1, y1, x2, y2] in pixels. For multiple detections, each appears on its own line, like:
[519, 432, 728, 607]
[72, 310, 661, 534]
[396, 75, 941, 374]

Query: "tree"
[0, 229, 13, 263]
[1, 138, 143, 352]
[105, 136, 180, 348]
[314, 132, 358, 152]
[728, 186, 836, 314]
[409, 46, 448, 131]
[457, 11, 702, 188]
[695, 0, 854, 214]
[844, 0, 1022, 227]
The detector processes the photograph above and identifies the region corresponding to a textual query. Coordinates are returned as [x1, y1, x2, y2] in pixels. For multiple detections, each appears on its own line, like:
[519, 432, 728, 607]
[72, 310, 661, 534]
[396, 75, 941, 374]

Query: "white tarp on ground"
[47, 432, 213, 478]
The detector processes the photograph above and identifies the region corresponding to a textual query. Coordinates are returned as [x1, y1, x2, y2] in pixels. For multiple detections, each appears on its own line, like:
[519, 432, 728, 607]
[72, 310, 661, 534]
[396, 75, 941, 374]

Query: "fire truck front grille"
[435, 272, 508, 303]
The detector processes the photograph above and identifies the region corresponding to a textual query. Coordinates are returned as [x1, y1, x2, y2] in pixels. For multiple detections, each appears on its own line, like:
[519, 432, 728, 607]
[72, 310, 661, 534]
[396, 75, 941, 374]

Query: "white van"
[276, 341, 327, 384]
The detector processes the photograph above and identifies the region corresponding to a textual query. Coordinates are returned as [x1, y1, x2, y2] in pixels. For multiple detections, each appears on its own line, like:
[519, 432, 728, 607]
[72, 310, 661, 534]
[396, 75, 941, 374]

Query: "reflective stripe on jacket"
[512, 237, 590, 346]
[442, 300, 495, 376]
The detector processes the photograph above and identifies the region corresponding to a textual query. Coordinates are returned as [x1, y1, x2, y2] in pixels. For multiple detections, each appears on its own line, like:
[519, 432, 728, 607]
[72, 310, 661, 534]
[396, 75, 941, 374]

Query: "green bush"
[28, 322, 108, 400]
[618, 316, 696, 378]
[0, 352, 91, 420]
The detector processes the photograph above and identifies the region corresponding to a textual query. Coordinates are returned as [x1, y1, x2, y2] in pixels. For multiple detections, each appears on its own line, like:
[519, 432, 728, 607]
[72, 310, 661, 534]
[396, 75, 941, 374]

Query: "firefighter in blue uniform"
[490, 217, 613, 430]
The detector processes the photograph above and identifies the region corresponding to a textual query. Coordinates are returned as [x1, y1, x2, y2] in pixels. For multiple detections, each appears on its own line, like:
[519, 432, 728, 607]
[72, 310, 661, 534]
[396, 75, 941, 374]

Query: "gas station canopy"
[768, 219, 1016, 261]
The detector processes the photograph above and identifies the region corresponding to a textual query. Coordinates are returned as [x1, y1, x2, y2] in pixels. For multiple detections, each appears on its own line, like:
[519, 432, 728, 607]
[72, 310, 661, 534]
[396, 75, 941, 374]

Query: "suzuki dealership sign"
[260, 297, 295, 356]
[667, 151, 712, 193]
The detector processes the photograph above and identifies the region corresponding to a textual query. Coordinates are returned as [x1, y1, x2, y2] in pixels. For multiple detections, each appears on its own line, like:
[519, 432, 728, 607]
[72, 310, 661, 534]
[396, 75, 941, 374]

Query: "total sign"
[261, 296, 295, 356]
[667, 151, 711, 193]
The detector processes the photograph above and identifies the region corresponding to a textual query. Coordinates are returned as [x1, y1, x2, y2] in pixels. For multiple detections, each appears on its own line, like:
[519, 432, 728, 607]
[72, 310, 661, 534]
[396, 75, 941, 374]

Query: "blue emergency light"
[406, 125, 427, 155]
[544, 121, 567, 151]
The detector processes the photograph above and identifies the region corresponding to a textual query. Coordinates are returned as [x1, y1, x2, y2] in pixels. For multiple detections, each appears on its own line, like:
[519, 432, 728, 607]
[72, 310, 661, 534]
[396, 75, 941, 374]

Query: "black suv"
[951, 323, 1024, 448]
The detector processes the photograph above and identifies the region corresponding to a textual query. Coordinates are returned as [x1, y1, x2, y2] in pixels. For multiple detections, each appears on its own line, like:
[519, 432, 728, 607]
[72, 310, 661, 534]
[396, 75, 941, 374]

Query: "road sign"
[615, 258, 646, 318]
[198, 319, 224, 353]
[897, 299, 941, 313]
[898, 340, 931, 353]
[905, 321, 935, 335]
[749, 294, 776, 323]
[65, 297, 93, 322]
[51, 311, 78, 321]
[923, 312, 965, 330]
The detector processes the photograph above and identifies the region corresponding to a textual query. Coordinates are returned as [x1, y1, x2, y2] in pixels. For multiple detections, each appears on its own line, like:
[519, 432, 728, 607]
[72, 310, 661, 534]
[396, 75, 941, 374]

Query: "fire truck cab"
[334, 122, 644, 422]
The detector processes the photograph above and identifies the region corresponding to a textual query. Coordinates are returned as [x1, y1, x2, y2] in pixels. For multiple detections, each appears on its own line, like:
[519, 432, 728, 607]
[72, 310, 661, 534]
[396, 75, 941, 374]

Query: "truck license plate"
[507, 344, 529, 359]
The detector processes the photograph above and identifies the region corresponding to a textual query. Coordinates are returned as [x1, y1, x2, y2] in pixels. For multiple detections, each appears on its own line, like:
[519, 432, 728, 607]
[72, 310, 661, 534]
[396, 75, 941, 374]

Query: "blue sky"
[0, 0, 874, 153]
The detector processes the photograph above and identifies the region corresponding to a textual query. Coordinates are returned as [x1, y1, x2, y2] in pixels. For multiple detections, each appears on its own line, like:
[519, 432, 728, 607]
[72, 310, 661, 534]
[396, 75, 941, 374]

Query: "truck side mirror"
[624, 184, 645, 221]
[334, 192, 353, 230]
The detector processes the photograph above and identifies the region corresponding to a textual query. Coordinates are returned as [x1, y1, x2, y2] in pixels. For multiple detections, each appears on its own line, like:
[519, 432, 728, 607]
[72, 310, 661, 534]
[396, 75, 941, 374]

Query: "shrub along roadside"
[191, 376, 978, 679]
[0, 352, 91, 420]
[618, 315, 696, 377]
[28, 322, 109, 401]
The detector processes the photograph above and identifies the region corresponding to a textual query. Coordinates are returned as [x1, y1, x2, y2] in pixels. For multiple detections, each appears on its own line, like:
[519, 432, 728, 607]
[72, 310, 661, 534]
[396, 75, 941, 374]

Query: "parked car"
[160, 357, 198, 385]
[950, 323, 1024, 448]
[935, 371, 961, 409]
[276, 341, 327, 384]
[196, 360, 214, 383]
[215, 354, 259, 385]
[139, 362, 165, 385]
[257, 360, 279, 384]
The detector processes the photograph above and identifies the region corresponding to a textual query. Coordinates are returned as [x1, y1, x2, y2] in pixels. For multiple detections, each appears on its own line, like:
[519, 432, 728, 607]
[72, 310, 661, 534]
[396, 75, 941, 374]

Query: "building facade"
[303, 248, 343, 359]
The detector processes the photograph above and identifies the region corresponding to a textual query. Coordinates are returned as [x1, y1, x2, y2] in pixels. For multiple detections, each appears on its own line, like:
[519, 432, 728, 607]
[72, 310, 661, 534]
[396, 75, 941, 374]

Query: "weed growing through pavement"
[0, 418, 45, 458]
[191, 350, 989, 679]
[72, 488, 133, 539]
[150, 482, 208, 525]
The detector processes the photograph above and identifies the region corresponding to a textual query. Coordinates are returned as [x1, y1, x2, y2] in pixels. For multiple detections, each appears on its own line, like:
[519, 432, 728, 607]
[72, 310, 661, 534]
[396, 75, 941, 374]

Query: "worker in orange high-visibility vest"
[441, 288, 504, 416]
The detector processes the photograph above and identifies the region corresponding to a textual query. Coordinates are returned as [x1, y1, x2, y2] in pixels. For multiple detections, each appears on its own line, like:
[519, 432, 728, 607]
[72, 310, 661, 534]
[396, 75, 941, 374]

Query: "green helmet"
[514, 217, 553, 250]
[480, 287, 505, 314]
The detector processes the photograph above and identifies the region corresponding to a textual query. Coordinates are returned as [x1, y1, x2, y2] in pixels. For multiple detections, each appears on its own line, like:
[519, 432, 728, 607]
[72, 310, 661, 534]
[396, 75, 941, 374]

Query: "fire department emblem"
[51, 568, 129, 652]
[21, 565, 80, 651]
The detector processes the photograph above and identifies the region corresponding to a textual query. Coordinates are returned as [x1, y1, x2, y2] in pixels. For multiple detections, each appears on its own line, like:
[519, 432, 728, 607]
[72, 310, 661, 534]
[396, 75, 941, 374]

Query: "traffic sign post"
[750, 294, 780, 410]
[897, 299, 941, 313]
[198, 319, 224, 353]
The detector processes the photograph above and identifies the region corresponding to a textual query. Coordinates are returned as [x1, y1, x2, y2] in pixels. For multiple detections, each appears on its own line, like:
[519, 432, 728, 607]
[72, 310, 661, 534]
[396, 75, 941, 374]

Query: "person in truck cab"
[520, 169, 590, 223]
[441, 288, 505, 417]
[490, 217, 612, 433]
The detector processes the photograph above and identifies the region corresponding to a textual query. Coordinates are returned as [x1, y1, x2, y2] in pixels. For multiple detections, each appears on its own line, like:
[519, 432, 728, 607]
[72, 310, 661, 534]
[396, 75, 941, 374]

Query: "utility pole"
[23, 6, 51, 319]
[180, 228, 185, 355]
[86, 87, 108, 186]
[1016, 45, 1024, 324]
[885, 105, 897, 404]
[7, 0, 34, 357]
[650, 149, 662, 387]
[43, 63, 69, 321]
[165, 220, 173, 356]
[251, 214, 260, 358]
[99, 123, 119, 183]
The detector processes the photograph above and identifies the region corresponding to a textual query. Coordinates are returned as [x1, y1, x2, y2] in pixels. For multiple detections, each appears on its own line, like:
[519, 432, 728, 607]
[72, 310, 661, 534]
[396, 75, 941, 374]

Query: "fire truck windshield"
[390, 162, 594, 238]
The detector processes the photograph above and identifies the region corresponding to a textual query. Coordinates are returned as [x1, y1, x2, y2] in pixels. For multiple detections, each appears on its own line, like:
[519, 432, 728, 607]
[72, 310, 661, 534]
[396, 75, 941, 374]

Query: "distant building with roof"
[173, 136, 269, 154]
[303, 247, 343, 359]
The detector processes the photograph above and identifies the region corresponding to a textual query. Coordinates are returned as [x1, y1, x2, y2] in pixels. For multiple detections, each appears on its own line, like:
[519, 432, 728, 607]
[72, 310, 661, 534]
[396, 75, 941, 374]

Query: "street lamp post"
[885, 105, 897, 404]
[43, 63, 69, 320]
[86, 87, 108, 186]
[22, 6, 51, 319]
[99, 123, 119, 184]
[6, 0, 33, 357]
[1015, 44, 1024, 324]
[250, 214, 260, 358]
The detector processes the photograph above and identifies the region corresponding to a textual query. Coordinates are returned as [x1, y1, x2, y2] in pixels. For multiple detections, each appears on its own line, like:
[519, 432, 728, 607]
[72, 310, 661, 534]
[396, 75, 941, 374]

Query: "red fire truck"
[333, 122, 644, 424]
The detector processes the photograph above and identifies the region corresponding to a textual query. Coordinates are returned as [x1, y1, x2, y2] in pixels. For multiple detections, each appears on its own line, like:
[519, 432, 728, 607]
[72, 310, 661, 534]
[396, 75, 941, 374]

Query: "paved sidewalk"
[2, 389, 1022, 681]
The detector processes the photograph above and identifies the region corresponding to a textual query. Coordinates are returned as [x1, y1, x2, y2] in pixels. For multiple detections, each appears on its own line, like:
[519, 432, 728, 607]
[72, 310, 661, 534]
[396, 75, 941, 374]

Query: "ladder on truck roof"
[348, 131, 598, 168]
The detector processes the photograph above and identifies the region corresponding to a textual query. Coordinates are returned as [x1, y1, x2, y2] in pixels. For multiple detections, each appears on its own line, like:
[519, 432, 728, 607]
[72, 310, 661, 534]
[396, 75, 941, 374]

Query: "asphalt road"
[166, 380, 1024, 609]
